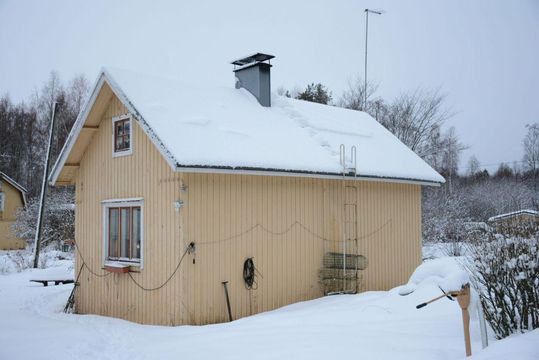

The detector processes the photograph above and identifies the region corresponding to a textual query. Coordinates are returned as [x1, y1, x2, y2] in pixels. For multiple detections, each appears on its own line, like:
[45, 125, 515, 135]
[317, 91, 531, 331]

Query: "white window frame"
[102, 198, 144, 268]
[112, 114, 133, 157]
[0, 192, 4, 212]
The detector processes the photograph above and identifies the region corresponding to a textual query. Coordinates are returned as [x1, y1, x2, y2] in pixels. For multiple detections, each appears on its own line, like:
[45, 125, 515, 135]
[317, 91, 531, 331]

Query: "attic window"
[112, 115, 132, 156]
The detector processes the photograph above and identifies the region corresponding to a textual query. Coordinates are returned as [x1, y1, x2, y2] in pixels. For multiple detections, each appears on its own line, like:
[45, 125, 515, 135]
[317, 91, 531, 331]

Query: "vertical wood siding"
[0, 180, 25, 249]
[75, 95, 183, 325]
[179, 174, 421, 324]
[74, 93, 422, 326]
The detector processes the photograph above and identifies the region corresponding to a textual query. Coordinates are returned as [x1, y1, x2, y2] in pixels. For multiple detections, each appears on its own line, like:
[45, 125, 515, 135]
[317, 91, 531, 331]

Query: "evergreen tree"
[296, 83, 332, 105]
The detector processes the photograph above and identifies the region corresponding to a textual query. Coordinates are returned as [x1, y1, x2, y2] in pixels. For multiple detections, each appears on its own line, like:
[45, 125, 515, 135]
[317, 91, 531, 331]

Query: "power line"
[127, 244, 192, 291]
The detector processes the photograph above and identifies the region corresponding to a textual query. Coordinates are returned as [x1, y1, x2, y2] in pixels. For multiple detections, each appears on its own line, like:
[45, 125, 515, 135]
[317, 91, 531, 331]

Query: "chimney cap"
[231, 53, 274, 66]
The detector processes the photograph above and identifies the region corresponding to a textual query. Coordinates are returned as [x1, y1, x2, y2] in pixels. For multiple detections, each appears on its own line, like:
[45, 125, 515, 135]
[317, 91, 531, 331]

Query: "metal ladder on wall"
[320, 144, 362, 295]
[340, 145, 358, 293]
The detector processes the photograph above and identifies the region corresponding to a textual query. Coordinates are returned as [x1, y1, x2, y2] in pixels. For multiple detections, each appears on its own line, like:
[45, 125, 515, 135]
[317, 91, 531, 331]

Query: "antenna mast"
[33, 102, 58, 268]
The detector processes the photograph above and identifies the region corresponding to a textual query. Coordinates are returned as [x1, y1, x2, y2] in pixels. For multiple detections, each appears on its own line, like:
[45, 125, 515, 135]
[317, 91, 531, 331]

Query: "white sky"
[1, 0, 538, 172]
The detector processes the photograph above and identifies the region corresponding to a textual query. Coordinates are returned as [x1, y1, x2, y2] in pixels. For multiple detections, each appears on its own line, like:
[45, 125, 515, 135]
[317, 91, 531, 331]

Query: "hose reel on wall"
[222, 257, 261, 322]
[243, 257, 259, 290]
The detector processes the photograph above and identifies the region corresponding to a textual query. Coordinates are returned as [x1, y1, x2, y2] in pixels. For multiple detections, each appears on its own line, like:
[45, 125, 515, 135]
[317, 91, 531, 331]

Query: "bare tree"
[0, 71, 89, 197]
[0, 95, 39, 195]
[381, 88, 452, 160]
[339, 81, 463, 177]
[466, 155, 481, 177]
[463, 178, 536, 221]
[494, 163, 514, 179]
[50, 74, 90, 165]
[339, 76, 379, 112]
[522, 123, 539, 191]
[66, 74, 90, 116]
[37, 71, 63, 124]
[423, 126, 467, 184]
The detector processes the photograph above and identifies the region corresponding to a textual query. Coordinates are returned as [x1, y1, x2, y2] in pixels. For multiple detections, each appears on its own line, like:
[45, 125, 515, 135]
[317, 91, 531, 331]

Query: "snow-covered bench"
[29, 279, 74, 287]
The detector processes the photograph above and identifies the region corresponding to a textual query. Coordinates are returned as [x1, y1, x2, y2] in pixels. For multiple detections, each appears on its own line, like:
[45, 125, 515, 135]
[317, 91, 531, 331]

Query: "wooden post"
[415, 282, 473, 357]
[456, 283, 472, 357]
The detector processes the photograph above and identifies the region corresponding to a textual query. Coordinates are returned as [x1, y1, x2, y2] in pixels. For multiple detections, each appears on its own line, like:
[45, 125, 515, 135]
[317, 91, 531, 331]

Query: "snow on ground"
[399, 257, 471, 297]
[0, 251, 537, 360]
[469, 329, 539, 360]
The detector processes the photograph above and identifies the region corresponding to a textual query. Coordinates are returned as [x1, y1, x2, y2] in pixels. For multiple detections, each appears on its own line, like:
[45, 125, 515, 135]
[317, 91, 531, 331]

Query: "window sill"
[112, 149, 133, 158]
[103, 261, 141, 273]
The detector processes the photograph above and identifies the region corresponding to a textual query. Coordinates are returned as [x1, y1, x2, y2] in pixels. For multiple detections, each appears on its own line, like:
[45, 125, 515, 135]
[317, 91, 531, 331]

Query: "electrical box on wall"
[174, 200, 184, 211]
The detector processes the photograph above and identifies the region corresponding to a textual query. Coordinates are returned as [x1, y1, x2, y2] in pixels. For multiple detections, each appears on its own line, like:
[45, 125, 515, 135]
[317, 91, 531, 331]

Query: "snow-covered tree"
[12, 188, 74, 248]
[462, 178, 537, 221]
[422, 184, 470, 247]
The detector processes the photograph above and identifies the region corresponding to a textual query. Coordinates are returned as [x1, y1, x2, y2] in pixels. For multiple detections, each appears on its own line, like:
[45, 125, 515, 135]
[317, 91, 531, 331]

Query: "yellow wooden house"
[50, 54, 444, 325]
[0, 172, 27, 250]
[488, 209, 539, 233]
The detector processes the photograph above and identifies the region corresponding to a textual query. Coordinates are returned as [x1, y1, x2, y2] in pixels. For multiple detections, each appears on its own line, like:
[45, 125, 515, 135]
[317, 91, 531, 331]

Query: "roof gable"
[0, 171, 27, 206]
[49, 70, 178, 185]
[50, 67, 445, 186]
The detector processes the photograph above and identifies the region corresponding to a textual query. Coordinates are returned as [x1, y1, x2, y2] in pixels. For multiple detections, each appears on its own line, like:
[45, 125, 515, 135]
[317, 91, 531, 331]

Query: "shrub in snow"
[0, 253, 16, 273]
[465, 226, 539, 339]
[444, 241, 466, 257]
[0, 250, 33, 273]
[0, 247, 73, 274]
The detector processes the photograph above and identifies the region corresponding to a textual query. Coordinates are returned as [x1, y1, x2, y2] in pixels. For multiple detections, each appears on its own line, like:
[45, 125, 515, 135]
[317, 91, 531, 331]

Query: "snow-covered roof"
[488, 209, 539, 222]
[50, 67, 444, 185]
[0, 171, 27, 206]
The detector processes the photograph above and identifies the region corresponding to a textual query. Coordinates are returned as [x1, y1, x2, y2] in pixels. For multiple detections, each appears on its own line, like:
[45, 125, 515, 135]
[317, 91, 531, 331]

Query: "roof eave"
[48, 73, 108, 186]
[0, 171, 28, 194]
[174, 164, 443, 187]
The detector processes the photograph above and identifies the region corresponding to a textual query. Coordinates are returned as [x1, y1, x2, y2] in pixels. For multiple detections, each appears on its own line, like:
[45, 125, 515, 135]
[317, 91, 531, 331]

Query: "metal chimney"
[231, 53, 274, 107]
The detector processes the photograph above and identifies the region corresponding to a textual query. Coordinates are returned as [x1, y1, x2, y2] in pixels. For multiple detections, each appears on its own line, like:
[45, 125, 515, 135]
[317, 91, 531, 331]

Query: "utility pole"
[364, 9, 383, 110]
[33, 101, 59, 268]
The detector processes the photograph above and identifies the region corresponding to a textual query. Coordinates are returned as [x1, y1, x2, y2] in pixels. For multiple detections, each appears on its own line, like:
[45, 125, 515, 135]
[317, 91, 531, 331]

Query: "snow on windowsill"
[104, 260, 140, 273]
